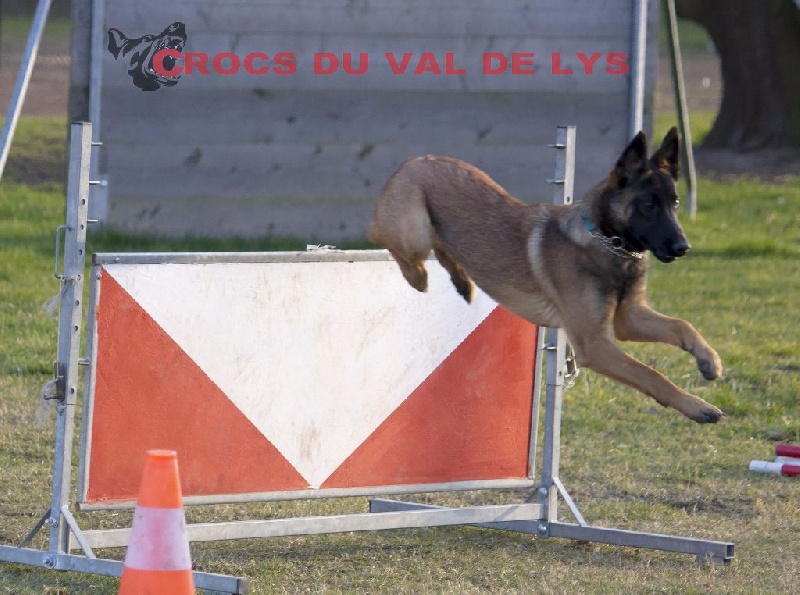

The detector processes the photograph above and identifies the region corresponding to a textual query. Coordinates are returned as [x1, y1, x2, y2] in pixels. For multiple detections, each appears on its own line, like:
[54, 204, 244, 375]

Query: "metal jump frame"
[0, 122, 733, 594]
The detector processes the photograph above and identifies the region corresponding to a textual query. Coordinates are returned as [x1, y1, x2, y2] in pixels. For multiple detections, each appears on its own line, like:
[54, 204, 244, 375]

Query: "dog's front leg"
[613, 301, 722, 381]
[567, 327, 723, 423]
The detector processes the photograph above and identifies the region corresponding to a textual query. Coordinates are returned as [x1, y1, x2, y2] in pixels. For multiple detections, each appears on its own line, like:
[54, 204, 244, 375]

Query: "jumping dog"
[369, 128, 723, 423]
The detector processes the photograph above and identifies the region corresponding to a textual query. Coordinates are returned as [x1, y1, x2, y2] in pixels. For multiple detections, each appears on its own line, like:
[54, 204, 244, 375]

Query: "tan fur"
[369, 144, 724, 424]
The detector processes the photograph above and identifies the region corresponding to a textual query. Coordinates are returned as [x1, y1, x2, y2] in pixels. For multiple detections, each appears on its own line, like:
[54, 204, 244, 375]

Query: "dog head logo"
[107, 22, 187, 91]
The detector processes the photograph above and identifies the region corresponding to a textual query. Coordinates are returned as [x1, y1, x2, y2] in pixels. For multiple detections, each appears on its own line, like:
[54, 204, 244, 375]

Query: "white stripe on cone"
[123, 506, 192, 571]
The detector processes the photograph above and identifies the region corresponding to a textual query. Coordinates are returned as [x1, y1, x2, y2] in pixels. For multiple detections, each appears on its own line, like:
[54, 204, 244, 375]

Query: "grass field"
[0, 117, 798, 593]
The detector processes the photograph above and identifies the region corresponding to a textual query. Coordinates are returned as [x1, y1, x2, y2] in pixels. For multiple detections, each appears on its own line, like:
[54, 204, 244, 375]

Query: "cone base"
[119, 567, 194, 594]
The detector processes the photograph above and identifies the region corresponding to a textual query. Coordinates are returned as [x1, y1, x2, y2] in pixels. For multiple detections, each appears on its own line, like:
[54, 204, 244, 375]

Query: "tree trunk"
[676, 0, 800, 150]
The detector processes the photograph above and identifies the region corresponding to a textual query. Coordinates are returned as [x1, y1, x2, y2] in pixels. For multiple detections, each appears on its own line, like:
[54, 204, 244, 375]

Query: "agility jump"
[0, 124, 734, 593]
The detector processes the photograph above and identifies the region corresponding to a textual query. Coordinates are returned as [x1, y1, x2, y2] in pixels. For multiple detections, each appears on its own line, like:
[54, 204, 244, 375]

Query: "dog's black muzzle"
[652, 237, 691, 263]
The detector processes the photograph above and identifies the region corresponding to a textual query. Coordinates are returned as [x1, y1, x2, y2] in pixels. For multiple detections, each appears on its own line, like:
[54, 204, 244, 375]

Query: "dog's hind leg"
[370, 173, 435, 294]
[388, 249, 429, 293]
[433, 247, 474, 303]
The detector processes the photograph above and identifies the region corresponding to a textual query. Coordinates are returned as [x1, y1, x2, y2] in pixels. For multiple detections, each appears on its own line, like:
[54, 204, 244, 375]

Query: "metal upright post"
[663, 0, 698, 219]
[88, 0, 109, 221]
[48, 122, 93, 558]
[528, 123, 576, 483]
[527, 330, 545, 483]
[537, 126, 576, 535]
[549, 125, 576, 207]
[537, 327, 568, 532]
[629, 0, 648, 138]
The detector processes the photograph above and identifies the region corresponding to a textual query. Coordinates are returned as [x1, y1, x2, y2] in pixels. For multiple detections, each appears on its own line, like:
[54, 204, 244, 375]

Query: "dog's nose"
[672, 239, 691, 257]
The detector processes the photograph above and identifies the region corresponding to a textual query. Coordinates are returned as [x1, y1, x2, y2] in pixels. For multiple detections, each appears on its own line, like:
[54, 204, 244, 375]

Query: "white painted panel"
[106, 259, 496, 488]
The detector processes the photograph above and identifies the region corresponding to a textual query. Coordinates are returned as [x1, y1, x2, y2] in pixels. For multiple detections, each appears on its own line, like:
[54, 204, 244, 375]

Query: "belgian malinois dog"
[369, 128, 723, 423]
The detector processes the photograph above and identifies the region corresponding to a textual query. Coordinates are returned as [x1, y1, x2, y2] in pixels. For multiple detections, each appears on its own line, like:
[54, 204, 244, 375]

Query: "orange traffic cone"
[119, 450, 194, 594]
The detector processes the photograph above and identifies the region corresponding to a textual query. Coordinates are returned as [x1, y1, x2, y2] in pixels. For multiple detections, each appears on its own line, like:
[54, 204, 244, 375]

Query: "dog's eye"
[641, 196, 658, 213]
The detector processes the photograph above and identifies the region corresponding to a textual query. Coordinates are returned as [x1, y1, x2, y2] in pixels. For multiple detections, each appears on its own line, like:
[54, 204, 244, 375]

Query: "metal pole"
[532, 126, 575, 485]
[629, 0, 648, 137]
[550, 126, 576, 207]
[537, 327, 568, 532]
[89, 0, 105, 136]
[537, 126, 575, 534]
[48, 122, 92, 555]
[663, 0, 698, 219]
[527, 331, 545, 482]
[0, 0, 54, 180]
[88, 0, 108, 221]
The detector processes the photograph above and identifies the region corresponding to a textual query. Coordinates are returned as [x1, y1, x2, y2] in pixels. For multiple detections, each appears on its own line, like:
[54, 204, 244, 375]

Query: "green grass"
[654, 110, 716, 147]
[0, 16, 72, 47]
[659, 14, 716, 55]
[0, 117, 69, 186]
[1, 118, 799, 593]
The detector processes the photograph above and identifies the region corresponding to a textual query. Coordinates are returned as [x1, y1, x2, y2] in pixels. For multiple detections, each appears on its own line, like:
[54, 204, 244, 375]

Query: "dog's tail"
[107, 28, 129, 59]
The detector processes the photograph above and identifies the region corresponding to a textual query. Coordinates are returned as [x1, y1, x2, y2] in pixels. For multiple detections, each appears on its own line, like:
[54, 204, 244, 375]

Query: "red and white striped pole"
[775, 443, 800, 459]
[775, 456, 800, 465]
[749, 460, 800, 477]
[749, 444, 800, 477]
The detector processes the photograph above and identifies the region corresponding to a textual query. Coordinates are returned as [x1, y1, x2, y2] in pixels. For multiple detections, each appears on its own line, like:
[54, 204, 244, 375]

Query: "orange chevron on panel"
[86, 271, 308, 504]
[322, 307, 537, 489]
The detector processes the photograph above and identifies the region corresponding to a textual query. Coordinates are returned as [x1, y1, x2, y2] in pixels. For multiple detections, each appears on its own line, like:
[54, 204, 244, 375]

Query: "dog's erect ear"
[613, 131, 648, 188]
[107, 28, 129, 59]
[650, 126, 681, 181]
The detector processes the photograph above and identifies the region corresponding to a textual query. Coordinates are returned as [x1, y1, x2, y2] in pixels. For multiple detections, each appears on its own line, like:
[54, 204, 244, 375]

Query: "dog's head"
[107, 22, 186, 91]
[600, 127, 689, 263]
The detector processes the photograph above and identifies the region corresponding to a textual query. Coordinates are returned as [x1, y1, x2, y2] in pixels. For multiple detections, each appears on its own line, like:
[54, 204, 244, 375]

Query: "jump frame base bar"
[72, 503, 544, 550]
[369, 499, 734, 565]
[0, 545, 249, 593]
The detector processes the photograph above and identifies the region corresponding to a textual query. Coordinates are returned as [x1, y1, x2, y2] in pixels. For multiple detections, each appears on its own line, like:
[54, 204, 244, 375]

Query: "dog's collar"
[581, 211, 644, 260]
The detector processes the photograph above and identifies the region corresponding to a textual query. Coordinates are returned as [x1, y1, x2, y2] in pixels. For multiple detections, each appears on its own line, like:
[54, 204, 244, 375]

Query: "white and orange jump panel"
[78, 250, 538, 507]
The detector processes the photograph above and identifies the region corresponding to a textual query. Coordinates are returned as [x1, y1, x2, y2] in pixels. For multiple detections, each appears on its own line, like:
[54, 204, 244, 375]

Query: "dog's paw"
[697, 348, 723, 381]
[400, 262, 428, 293]
[455, 279, 474, 304]
[692, 406, 724, 424]
[687, 399, 724, 424]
